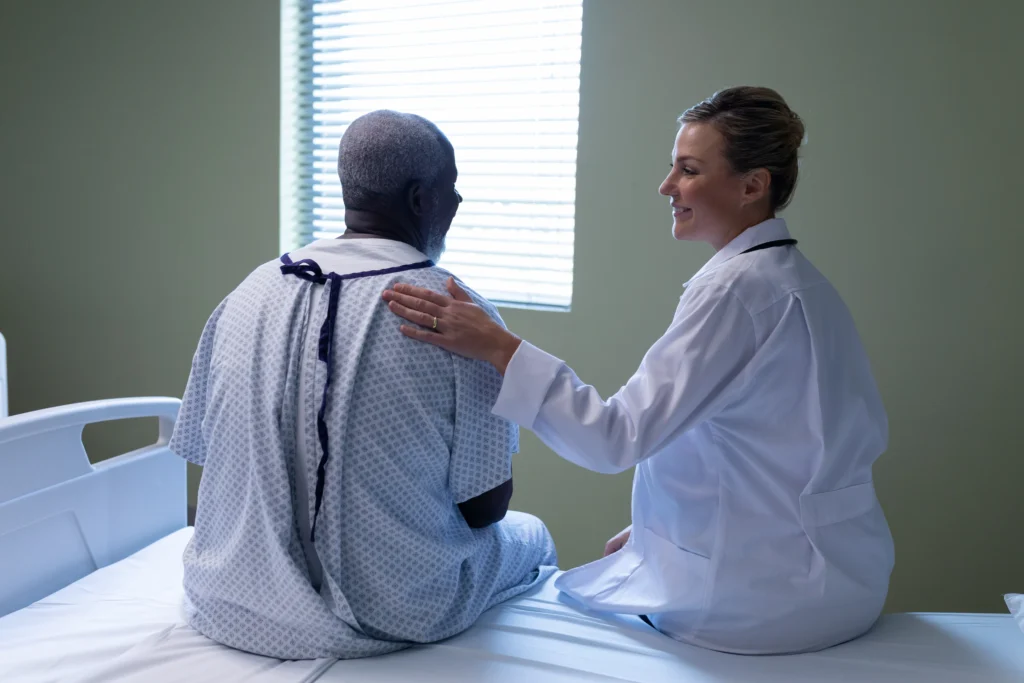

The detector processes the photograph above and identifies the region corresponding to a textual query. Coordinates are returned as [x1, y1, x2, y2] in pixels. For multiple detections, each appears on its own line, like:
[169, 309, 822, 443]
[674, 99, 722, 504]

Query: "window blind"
[282, 0, 582, 309]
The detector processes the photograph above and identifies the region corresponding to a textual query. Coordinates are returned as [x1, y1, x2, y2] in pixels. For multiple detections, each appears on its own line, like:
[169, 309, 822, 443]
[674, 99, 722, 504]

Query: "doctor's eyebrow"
[675, 155, 703, 164]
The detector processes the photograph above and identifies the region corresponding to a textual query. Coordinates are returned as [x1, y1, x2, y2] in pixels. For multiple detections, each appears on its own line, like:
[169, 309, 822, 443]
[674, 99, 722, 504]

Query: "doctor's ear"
[741, 168, 771, 207]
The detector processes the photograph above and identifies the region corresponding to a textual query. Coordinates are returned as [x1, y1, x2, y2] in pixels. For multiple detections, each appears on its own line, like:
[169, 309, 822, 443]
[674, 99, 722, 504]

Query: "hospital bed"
[1, 398, 1022, 683]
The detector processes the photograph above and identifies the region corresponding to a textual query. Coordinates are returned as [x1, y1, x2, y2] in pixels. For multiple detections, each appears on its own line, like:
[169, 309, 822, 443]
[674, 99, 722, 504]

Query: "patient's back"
[171, 238, 548, 660]
[289, 239, 521, 642]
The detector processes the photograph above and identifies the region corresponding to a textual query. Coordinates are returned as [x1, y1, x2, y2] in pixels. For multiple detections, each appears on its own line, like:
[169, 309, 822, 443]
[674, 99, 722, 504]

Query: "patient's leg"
[479, 510, 558, 610]
[501, 510, 557, 566]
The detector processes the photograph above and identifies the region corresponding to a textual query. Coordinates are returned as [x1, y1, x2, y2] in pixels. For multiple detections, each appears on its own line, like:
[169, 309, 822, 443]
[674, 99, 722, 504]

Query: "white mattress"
[1, 528, 1021, 683]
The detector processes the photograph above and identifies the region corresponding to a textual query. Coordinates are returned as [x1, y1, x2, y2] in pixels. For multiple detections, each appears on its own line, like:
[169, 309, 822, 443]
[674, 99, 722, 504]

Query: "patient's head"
[338, 110, 461, 262]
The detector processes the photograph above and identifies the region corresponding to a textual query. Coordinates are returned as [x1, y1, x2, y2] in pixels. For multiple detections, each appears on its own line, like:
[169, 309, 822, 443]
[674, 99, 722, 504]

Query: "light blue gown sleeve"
[447, 288, 518, 504]
[169, 300, 227, 466]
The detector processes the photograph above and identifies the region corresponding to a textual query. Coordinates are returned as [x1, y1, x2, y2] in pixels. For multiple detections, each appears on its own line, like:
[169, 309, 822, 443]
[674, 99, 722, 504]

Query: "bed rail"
[0, 397, 185, 616]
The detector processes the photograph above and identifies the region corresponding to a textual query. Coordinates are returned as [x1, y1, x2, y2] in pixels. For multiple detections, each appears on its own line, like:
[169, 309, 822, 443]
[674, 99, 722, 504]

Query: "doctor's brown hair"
[680, 86, 805, 212]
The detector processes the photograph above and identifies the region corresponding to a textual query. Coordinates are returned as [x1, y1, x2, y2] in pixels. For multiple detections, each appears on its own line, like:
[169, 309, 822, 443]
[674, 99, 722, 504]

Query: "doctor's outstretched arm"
[383, 277, 757, 474]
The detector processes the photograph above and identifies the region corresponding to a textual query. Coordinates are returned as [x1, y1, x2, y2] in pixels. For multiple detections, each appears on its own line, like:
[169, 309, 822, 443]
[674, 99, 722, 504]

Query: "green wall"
[1, 0, 1020, 614]
[0, 0, 280, 500]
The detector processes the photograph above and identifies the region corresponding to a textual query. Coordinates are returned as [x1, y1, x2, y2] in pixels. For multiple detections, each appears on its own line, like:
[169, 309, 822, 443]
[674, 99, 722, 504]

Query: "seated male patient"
[170, 110, 557, 660]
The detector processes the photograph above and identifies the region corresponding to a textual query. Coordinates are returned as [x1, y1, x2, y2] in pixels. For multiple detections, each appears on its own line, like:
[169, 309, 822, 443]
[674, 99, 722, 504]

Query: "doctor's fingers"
[604, 535, 623, 556]
[386, 299, 441, 330]
[382, 290, 447, 318]
[390, 283, 453, 308]
[397, 323, 458, 354]
[603, 526, 631, 557]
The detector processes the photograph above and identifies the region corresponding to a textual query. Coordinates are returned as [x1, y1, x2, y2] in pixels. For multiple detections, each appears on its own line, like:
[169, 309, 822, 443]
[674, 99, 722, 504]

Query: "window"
[281, 0, 582, 309]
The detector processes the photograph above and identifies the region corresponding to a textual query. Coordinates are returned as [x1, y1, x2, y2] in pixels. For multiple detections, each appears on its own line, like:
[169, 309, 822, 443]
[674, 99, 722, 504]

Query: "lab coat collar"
[683, 218, 792, 287]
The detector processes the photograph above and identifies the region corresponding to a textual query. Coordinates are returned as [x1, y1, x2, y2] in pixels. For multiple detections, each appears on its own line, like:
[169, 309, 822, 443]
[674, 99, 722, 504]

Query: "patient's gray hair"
[338, 110, 450, 211]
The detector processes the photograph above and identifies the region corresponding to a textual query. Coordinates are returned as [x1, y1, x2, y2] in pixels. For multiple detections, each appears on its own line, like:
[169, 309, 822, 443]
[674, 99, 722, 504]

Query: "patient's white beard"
[424, 238, 446, 264]
[423, 217, 447, 263]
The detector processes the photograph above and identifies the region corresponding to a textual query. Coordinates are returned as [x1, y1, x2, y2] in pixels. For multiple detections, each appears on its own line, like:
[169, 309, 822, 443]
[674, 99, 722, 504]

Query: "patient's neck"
[342, 209, 403, 240]
[341, 208, 426, 256]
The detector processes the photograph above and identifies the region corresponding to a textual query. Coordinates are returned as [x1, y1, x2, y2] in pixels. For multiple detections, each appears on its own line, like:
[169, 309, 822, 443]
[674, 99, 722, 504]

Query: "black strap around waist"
[279, 252, 434, 542]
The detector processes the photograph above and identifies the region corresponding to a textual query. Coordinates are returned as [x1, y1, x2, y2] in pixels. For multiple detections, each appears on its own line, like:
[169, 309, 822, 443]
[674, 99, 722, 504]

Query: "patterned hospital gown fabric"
[170, 238, 557, 660]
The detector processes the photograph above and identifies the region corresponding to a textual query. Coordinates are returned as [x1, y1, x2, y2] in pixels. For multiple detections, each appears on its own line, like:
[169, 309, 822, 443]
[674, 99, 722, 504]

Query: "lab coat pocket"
[636, 526, 711, 614]
[799, 481, 877, 528]
[557, 526, 709, 614]
[797, 480, 893, 605]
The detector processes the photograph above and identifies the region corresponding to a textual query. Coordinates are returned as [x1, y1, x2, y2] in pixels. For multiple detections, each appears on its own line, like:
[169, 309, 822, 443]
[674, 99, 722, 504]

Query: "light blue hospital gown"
[169, 239, 557, 660]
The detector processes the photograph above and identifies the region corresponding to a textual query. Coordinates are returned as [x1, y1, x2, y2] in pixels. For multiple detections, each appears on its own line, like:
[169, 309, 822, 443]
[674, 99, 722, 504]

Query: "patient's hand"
[603, 525, 632, 557]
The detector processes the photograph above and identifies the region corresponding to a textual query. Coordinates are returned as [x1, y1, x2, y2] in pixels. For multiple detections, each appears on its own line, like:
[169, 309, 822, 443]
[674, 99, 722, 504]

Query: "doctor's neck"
[711, 211, 776, 251]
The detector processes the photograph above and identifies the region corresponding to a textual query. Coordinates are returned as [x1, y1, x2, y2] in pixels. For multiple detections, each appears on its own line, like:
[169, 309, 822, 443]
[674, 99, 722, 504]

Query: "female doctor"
[382, 86, 895, 655]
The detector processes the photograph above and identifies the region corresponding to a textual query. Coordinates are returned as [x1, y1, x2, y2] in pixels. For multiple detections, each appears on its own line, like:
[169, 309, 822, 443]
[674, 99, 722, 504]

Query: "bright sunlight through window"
[282, 0, 582, 309]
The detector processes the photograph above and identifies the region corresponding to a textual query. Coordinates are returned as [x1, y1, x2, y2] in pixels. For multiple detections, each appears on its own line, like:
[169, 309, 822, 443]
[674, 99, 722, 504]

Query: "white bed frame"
[0, 397, 185, 616]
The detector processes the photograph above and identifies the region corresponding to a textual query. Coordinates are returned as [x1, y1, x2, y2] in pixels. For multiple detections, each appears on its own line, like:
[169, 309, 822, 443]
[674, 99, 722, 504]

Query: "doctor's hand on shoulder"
[603, 525, 632, 557]
[383, 277, 523, 374]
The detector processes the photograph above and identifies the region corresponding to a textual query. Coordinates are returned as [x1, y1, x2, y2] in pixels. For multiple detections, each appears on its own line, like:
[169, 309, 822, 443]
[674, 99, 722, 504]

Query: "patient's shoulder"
[433, 267, 507, 329]
[393, 266, 508, 330]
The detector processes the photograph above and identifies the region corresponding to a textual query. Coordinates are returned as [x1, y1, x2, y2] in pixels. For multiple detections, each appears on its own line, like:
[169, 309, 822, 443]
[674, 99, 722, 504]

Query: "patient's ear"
[407, 182, 425, 217]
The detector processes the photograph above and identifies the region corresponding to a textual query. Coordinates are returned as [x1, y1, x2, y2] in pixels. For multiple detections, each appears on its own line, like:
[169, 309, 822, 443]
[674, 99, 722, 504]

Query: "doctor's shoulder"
[710, 254, 810, 314]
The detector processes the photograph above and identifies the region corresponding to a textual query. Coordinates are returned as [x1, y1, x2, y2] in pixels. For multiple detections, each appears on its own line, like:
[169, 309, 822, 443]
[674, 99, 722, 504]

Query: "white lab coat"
[493, 218, 894, 654]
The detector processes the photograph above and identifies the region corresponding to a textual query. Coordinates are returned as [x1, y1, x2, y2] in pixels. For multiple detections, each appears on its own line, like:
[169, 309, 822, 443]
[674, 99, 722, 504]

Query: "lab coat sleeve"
[492, 284, 757, 474]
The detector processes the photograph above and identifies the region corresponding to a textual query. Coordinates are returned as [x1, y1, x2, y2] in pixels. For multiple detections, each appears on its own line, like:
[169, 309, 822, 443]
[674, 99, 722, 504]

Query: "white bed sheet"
[1, 528, 1022, 683]
[0, 528, 331, 683]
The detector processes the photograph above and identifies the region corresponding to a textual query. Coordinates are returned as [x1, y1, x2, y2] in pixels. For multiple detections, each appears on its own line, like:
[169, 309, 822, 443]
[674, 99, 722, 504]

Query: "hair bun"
[679, 86, 805, 212]
[788, 110, 806, 149]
